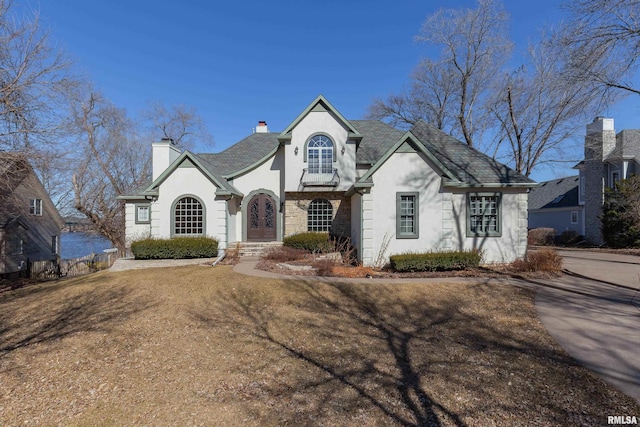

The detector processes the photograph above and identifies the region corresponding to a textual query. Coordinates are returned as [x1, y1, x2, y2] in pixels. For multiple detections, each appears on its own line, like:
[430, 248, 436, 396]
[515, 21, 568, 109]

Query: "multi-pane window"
[468, 193, 501, 236]
[571, 211, 579, 224]
[51, 235, 58, 254]
[136, 204, 150, 223]
[174, 196, 204, 235]
[307, 198, 333, 232]
[29, 198, 42, 215]
[396, 192, 419, 238]
[307, 135, 333, 174]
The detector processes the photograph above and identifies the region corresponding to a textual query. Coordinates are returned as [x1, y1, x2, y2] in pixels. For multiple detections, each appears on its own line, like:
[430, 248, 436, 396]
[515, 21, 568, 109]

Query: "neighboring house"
[575, 117, 640, 244]
[528, 176, 584, 236]
[529, 117, 640, 244]
[0, 153, 64, 275]
[119, 96, 536, 266]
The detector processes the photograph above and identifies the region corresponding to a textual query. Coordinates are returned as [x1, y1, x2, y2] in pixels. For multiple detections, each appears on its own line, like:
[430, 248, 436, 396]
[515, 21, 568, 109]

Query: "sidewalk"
[110, 257, 217, 272]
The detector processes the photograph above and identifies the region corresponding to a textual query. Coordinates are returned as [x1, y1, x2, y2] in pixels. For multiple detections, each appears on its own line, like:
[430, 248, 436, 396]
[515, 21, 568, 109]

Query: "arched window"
[307, 135, 333, 174]
[307, 198, 333, 232]
[174, 196, 204, 235]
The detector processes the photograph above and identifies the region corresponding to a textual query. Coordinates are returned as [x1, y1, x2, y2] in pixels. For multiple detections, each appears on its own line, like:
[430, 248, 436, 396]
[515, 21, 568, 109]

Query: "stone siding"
[284, 192, 351, 237]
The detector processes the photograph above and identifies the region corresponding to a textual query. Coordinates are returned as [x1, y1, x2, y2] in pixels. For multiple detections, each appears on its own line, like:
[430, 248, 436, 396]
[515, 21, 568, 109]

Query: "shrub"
[262, 246, 308, 262]
[511, 248, 562, 274]
[131, 237, 219, 260]
[528, 228, 555, 246]
[312, 258, 336, 276]
[555, 230, 582, 246]
[389, 250, 482, 272]
[283, 232, 331, 253]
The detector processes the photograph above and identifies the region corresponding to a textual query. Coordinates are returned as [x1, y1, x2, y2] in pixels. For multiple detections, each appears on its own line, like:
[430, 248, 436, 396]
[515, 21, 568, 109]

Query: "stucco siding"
[350, 194, 362, 261]
[124, 202, 151, 246]
[284, 111, 356, 192]
[229, 148, 284, 242]
[365, 151, 444, 266]
[154, 167, 225, 245]
[448, 190, 528, 264]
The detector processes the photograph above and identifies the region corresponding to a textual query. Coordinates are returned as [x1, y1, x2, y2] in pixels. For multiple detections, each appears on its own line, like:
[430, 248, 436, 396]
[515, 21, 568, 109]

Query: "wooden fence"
[29, 252, 119, 280]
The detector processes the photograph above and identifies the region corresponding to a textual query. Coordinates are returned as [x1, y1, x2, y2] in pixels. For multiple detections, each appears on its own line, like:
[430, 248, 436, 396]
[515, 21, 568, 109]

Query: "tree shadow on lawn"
[192, 277, 632, 426]
[0, 273, 154, 357]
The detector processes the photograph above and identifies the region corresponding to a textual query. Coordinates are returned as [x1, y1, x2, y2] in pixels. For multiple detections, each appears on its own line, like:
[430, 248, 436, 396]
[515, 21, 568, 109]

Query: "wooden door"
[247, 194, 277, 241]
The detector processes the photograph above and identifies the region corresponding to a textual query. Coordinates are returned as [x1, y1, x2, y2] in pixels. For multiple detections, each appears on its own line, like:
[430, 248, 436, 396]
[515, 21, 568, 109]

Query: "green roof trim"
[146, 150, 243, 197]
[358, 131, 458, 184]
[279, 95, 362, 139]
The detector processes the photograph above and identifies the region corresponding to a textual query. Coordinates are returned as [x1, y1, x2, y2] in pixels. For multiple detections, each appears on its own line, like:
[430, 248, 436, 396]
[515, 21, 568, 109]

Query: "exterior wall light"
[294, 146, 298, 155]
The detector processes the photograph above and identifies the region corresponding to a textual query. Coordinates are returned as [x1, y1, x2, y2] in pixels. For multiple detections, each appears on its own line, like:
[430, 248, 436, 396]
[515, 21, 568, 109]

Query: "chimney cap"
[160, 137, 175, 145]
[255, 121, 269, 133]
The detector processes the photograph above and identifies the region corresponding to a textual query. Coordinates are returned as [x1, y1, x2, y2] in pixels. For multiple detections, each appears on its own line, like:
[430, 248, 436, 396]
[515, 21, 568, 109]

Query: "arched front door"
[247, 193, 277, 241]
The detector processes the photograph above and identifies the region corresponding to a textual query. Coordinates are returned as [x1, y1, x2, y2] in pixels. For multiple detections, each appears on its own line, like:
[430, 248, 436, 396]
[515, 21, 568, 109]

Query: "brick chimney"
[255, 121, 269, 133]
[152, 138, 181, 181]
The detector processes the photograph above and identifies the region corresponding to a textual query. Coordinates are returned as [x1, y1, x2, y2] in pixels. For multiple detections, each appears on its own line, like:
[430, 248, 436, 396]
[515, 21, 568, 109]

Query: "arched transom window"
[307, 135, 333, 174]
[174, 196, 204, 235]
[307, 198, 333, 232]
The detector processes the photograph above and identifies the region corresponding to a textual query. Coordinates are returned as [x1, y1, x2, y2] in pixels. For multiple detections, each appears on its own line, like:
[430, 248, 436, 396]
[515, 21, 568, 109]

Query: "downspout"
[211, 250, 226, 266]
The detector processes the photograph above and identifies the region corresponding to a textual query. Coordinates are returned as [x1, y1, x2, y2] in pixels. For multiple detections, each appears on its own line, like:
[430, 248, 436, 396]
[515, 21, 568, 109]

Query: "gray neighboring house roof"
[528, 176, 580, 210]
[606, 129, 640, 160]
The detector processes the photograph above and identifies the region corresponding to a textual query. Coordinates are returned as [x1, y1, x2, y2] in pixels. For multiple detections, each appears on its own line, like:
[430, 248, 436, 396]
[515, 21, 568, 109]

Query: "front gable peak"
[278, 95, 362, 142]
[146, 150, 242, 197]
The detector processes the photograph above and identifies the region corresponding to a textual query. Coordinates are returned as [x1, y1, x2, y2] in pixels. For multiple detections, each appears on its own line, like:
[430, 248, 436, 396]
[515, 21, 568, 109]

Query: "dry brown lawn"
[0, 266, 637, 426]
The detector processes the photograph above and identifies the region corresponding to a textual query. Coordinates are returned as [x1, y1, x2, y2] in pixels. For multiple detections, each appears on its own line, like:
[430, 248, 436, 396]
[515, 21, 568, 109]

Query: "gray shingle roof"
[528, 176, 580, 210]
[196, 132, 280, 177]
[351, 120, 404, 164]
[610, 129, 640, 160]
[409, 121, 535, 186]
[123, 116, 535, 198]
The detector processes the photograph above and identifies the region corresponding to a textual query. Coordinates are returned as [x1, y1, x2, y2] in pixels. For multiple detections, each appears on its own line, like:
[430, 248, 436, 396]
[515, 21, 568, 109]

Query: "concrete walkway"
[110, 257, 218, 272]
[528, 250, 640, 404]
[112, 253, 640, 404]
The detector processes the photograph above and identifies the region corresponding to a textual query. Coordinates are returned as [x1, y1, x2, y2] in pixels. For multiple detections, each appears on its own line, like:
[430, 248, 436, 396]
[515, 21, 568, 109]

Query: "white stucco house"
[119, 96, 536, 266]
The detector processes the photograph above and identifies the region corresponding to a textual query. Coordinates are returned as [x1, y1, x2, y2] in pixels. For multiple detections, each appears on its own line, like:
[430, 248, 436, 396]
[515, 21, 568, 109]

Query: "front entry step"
[230, 241, 283, 257]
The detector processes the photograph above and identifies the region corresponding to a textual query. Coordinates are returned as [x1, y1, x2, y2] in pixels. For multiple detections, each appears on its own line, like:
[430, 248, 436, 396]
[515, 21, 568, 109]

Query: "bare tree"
[142, 101, 214, 152]
[560, 0, 640, 97]
[369, 0, 512, 148]
[491, 31, 605, 176]
[368, 58, 455, 131]
[70, 92, 215, 249]
[0, 0, 75, 153]
[71, 92, 151, 250]
[0, 0, 79, 217]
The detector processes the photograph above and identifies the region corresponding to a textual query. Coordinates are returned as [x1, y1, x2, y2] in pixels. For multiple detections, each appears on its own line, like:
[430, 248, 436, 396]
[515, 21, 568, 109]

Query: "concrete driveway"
[533, 249, 640, 404]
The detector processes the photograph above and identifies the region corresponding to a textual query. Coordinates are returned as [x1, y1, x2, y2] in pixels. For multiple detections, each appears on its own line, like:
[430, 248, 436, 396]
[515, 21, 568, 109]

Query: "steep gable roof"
[196, 132, 280, 178]
[145, 151, 242, 197]
[528, 176, 580, 210]
[350, 120, 404, 164]
[409, 121, 535, 187]
[278, 95, 362, 141]
[358, 131, 458, 185]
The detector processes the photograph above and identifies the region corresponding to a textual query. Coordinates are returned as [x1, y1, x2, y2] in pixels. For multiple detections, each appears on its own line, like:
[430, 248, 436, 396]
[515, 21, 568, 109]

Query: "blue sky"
[21, 0, 640, 182]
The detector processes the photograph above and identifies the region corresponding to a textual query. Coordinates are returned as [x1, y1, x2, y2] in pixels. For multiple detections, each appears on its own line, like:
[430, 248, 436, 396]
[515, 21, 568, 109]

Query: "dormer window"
[306, 135, 333, 174]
